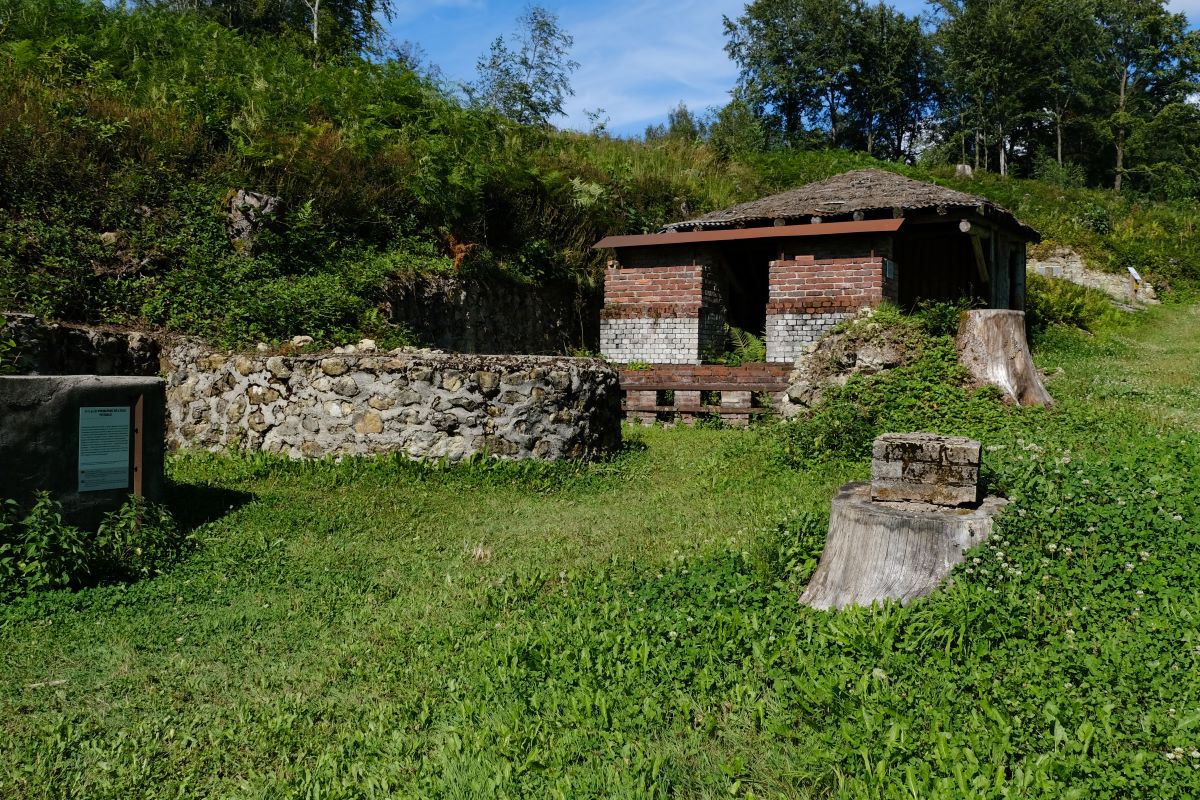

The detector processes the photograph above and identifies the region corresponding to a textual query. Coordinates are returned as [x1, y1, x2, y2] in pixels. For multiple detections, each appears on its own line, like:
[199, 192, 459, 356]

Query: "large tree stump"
[956, 310, 1053, 406]
[799, 482, 1007, 610]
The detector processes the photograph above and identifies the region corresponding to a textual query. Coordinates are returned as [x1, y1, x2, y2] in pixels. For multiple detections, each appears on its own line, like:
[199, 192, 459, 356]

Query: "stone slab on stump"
[871, 433, 981, 507]
[800, 432, 1003, 610]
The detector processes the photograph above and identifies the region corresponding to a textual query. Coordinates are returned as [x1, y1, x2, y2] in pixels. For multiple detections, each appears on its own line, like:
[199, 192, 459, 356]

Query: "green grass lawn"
[3, 305, 1200, 798]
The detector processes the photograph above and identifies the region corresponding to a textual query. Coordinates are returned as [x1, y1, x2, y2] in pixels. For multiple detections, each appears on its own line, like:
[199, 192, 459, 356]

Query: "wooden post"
[131, 393, 144, 497]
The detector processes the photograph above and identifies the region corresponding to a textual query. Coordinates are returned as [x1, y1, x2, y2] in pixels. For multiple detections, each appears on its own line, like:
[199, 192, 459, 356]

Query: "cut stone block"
[872, 433, 981, 466]
[870, 432, 982, 507]
[870, 459, 978, 486]
[721, 390, 752, 408]
[871, 479, 979, 507]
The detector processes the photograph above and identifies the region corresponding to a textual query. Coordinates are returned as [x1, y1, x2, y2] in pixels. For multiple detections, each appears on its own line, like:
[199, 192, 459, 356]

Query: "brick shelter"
[594, 169, 1040, 367]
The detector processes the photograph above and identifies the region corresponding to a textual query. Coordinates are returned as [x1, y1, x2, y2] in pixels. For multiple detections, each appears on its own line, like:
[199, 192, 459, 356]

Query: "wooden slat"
[625, 404, 769, 415]
[619, 382, 789, 392]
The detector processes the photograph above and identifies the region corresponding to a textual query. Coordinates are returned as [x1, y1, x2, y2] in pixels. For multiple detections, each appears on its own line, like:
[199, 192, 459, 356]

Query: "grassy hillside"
[1, 0, 1197, 347]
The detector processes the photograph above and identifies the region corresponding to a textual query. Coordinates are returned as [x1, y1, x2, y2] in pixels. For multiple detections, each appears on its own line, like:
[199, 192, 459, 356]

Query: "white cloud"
[1168, 0, 1200, 17]
[558, 0, 742, 133]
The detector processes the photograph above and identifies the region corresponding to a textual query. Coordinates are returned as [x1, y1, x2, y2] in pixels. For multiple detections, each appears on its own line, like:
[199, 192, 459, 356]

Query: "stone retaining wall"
[2, 312, 161, 376]
[388, 274, 600, 355]
[165, 345, 622, 462]
[1028, 247, 1158, 305]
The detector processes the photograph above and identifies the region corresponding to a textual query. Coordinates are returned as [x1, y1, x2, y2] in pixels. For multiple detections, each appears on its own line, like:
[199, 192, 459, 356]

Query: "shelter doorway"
[717, 240, 774, 337]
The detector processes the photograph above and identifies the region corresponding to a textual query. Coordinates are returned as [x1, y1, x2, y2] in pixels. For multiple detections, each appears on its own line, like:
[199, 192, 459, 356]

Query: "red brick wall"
[604, 264, 702, 305]
[767, 255, 885, 314]
[600, 263, 720, 323]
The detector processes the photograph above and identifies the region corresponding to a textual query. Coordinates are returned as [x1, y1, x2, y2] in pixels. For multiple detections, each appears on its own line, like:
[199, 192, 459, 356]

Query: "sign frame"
[78, 405, 132, 493]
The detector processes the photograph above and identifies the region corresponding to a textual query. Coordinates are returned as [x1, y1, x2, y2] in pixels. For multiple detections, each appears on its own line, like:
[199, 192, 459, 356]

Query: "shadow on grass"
[162, 481, 255, 534]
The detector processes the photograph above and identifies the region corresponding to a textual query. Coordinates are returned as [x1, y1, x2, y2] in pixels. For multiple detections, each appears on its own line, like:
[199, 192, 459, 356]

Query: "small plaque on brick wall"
[78, 406, 130, 492]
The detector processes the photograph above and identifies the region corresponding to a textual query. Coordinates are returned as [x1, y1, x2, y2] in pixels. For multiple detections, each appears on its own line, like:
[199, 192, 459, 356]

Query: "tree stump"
[799, 482, 1007, 610]
[956, 310, 1053, 407]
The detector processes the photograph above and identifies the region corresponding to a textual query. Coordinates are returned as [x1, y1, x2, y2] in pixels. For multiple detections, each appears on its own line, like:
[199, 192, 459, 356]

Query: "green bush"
[0, 492, 191, 598]
[0, 321, 16, 373]
[913, 297, 977, 338]
[0, 493, 93, 596]
[776, 335, 1009, 466]
[94, 495, 193, 580]
[1025, 273, 1118, 335]
[707, 324, 767, 365]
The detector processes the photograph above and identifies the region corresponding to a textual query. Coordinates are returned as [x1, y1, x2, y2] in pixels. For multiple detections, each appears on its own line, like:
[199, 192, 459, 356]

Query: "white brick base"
[601, 317, 701, 364]
[766, 312, 853, 363]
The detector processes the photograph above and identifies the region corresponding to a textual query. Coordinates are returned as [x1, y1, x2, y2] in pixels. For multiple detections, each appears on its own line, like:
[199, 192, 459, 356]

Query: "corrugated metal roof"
[593, 218, 904, 250]
[661, 169, 1038, 239]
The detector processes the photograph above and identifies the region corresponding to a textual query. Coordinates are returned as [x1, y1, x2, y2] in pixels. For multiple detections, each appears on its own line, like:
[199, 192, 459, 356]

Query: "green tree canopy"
[471, 5, 579, 127]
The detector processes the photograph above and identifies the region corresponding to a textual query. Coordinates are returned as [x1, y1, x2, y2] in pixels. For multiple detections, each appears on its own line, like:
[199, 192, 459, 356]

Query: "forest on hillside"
[0, 0, 1197, 345]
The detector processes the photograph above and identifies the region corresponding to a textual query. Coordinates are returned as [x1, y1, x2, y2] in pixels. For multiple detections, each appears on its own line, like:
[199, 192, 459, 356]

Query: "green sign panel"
[78, 406, 130, 492]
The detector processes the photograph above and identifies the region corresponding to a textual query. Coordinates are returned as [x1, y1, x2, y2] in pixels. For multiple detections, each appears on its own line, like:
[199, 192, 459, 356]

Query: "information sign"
[78, 406, 130, 492]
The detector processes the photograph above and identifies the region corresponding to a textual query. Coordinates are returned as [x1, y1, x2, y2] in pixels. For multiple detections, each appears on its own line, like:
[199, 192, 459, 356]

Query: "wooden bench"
[618, 364, 792, 426]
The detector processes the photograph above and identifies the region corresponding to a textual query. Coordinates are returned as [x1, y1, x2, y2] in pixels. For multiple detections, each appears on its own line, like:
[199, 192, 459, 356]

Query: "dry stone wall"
[2, 312, 161, 376]
[1028, 247, 1158, 305]
[165, 345, 622, 462]
[388, 274, 599, 355]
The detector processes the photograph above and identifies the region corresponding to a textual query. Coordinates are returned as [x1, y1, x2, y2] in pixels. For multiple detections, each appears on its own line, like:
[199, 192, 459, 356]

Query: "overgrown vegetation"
[3, 303, 1200, 796]
[0, 0, 1197, 348]
[0, 320, 16, 373]
[776, 303, 1006, 465]
[1025, 273, 1122, 334]
[0, 493, 191, 599]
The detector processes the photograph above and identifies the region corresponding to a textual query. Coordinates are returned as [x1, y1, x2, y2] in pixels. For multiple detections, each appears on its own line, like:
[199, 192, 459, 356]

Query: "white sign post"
[78, 406, 130, 492]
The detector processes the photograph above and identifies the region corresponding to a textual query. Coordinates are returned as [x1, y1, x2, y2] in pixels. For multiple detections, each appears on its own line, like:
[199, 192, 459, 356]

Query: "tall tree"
[472, 5, 579, 127]
[645, 102, 708, 142]
[724, 0, 858, 146]
[1024, 0, 1101, 169]
[846, 3, 931, 160]
[137, 0, 392, 55]
[931, 0, 1046, 175]
[1095, 0, 1195, 192]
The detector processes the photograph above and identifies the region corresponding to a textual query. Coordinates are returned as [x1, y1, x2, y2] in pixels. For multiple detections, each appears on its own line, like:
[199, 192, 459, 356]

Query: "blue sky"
[384, 0, 1200, 137]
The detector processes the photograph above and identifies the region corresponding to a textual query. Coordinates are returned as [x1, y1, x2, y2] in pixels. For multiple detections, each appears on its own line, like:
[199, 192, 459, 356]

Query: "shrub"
[95, 496, 194, 580]
[776, 334, 1009, 465]
[0, 321, 16, 373]
[0, 493, 191, 598]
[0, 493, 93, 596]
[707, 324, 766, 365]
[1025, 273, 1118, 335]
[913, 297, 977, 338]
